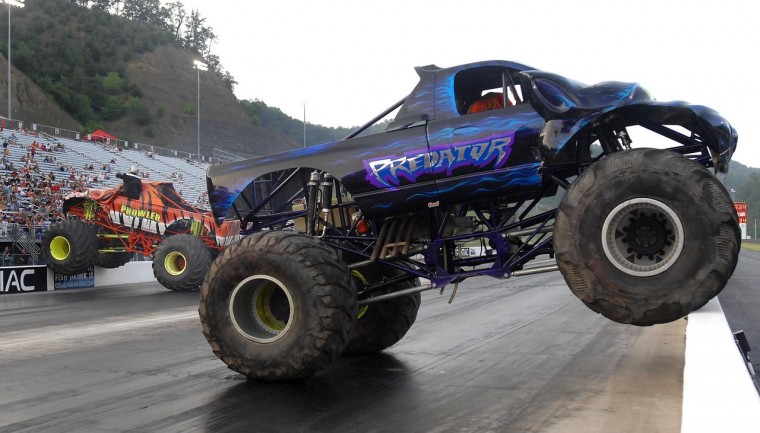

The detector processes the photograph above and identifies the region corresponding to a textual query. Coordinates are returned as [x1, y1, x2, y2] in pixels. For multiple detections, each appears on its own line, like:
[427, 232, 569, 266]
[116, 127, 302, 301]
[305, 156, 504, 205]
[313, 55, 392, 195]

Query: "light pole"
[3, 0, 24, 123]
[730, 188, 736, 202]
[193, 60, 207, 164]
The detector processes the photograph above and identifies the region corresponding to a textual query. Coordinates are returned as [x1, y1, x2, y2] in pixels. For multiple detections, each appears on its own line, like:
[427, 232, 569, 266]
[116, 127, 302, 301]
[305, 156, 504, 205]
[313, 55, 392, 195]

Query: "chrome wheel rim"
[601, 198, 684, 277]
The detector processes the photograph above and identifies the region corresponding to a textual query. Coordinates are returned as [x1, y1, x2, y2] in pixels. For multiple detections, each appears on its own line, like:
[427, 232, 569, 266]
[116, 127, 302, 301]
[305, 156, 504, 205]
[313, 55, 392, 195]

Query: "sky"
[177, 0, 758, 168]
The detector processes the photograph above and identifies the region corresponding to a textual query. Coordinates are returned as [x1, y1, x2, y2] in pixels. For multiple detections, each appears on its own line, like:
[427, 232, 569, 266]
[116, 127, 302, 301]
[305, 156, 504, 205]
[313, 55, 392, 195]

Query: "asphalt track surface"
[719, 248, 760, 377]
[2, 251, 757, 433]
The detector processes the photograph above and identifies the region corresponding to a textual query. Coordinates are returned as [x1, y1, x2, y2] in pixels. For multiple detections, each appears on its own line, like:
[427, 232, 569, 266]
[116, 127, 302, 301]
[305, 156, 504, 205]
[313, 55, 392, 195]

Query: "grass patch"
[741, 242, 760, 251]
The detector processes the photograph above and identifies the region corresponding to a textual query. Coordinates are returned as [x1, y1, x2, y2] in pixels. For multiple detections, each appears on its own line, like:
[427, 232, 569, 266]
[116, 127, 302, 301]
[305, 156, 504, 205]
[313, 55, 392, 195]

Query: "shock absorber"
[321, 174, 334, 214]
[320, 173, 334, 236]
[613, 118, 633, 150]
[306, 171, 320, 236]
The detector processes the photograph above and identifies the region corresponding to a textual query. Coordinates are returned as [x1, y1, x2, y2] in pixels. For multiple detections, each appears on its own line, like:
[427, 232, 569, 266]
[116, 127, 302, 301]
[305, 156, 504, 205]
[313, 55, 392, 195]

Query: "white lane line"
[0, 308, 199, 352]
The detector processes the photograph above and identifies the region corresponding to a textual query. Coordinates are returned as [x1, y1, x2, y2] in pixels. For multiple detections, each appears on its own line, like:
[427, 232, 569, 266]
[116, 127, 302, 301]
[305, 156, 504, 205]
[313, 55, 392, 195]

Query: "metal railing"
[17, 114, 263, 168]
[30, 123, 81, 141]
[0, 222, 46, 266]
[212, 147, 251, 163]
[131, 141, 203, 161]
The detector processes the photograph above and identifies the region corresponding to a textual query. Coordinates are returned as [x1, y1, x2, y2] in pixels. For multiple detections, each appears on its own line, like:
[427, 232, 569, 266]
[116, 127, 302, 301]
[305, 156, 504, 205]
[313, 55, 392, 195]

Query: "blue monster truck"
[200, 60, 740, 381]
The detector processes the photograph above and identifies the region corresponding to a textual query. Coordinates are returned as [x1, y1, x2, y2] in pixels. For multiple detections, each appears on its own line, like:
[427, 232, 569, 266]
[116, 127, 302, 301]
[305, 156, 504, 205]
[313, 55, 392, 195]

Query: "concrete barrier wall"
[682, 298, 760, 433]
[44, 261, 157, 289]
[94, 261, 156, 287]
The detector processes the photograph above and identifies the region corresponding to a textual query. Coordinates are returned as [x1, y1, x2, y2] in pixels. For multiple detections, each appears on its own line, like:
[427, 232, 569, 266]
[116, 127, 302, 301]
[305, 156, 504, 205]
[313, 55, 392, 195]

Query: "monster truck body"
[42, 181, 241, 291]
[200, 60, 740, 380]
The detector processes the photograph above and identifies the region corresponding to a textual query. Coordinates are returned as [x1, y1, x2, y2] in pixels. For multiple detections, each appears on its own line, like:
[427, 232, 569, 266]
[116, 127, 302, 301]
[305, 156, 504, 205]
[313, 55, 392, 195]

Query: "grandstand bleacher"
[1, 128, 209, 205]
[0, 127, 211, 265]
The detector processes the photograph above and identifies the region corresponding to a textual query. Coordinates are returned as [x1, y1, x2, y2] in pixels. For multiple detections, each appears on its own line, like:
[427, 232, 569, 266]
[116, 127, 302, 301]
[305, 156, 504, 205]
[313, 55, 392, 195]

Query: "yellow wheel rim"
[352, 270, 370, 319]
[254, 283, 287, 332]
[229, 275, 295, 343]
[164, 251, 187, 276]
[49, 236, 71, 261]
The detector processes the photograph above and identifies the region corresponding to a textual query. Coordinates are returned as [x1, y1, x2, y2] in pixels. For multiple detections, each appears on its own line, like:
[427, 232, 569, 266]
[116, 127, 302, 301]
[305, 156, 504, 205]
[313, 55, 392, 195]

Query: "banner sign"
[735, 202, 747, 224]
[53, 266, 95, 290]
[0, 265, 49, 294]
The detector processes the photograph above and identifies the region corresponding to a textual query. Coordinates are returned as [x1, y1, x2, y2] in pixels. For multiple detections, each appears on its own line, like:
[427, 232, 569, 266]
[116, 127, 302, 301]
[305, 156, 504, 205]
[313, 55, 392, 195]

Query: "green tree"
[71, 93, 95, 122]
[122, 0, 167, 29]
[10, 41, 38, 72]
[83, 119, 105, 134]
[90, 0, 116, 12]
[101, 96, 125, 120]
[182, 9, 215, 55]
[103, 72, 123, 94]
[221, 71, 237, 92]
[125, 97, 151, 126]
[165, 1, 185, 39]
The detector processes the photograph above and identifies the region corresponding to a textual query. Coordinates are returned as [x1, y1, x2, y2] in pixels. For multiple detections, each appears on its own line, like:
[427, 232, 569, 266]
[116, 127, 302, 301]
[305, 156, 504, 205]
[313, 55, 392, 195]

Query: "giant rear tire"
[152, 234, 212, 291]
[42, 219, 98, 274]
[554, 149, 740, 326]
[199, 231, 357, 381]
[344, 265, 421, 355]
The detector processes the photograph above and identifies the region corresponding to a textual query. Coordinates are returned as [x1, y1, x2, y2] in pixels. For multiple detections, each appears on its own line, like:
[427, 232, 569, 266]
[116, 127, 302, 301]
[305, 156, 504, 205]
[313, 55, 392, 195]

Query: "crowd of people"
[0, 131, 118, 257]
[0, 127, 210, 265]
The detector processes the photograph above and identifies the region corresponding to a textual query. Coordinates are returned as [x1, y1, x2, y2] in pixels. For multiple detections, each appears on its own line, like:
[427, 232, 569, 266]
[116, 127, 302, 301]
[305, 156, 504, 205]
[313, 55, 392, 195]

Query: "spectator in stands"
[19, 247, 29, 265]
[1, 246, 10, 267]
[196, 191, 209, 208]
[116, 165, 142, 199]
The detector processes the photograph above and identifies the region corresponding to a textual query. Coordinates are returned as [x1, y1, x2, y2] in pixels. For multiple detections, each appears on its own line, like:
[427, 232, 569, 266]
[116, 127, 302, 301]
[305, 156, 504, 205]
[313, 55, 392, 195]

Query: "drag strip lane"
[0, 272, 686, 433]
[0, 307, 198, 363]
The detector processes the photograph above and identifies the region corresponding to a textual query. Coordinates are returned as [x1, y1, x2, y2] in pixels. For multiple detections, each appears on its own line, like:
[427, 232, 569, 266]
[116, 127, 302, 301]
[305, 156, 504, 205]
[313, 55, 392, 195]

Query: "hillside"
[0, 0, 300, 158]
[0, 45, 300, 157]
[722, 160, 760, 197]
[0, 55, 81, 130]
[120, 44, 300, 156]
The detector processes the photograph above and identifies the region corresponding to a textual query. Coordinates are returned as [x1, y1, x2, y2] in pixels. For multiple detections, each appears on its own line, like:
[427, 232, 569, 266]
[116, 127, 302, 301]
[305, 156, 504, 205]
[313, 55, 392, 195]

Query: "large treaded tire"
[199, 231, 358, 381]
[152, 234, 212, 291]
[343, 265, 421, 355]
[554, 148, 740, 326]
[42, 219, 98, 274]
[95, 252, 133, 269]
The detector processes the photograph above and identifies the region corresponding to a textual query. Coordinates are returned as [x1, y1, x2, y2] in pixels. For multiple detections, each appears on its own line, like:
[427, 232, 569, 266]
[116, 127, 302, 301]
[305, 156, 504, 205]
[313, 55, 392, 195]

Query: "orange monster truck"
[41, 181, 242, 291]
